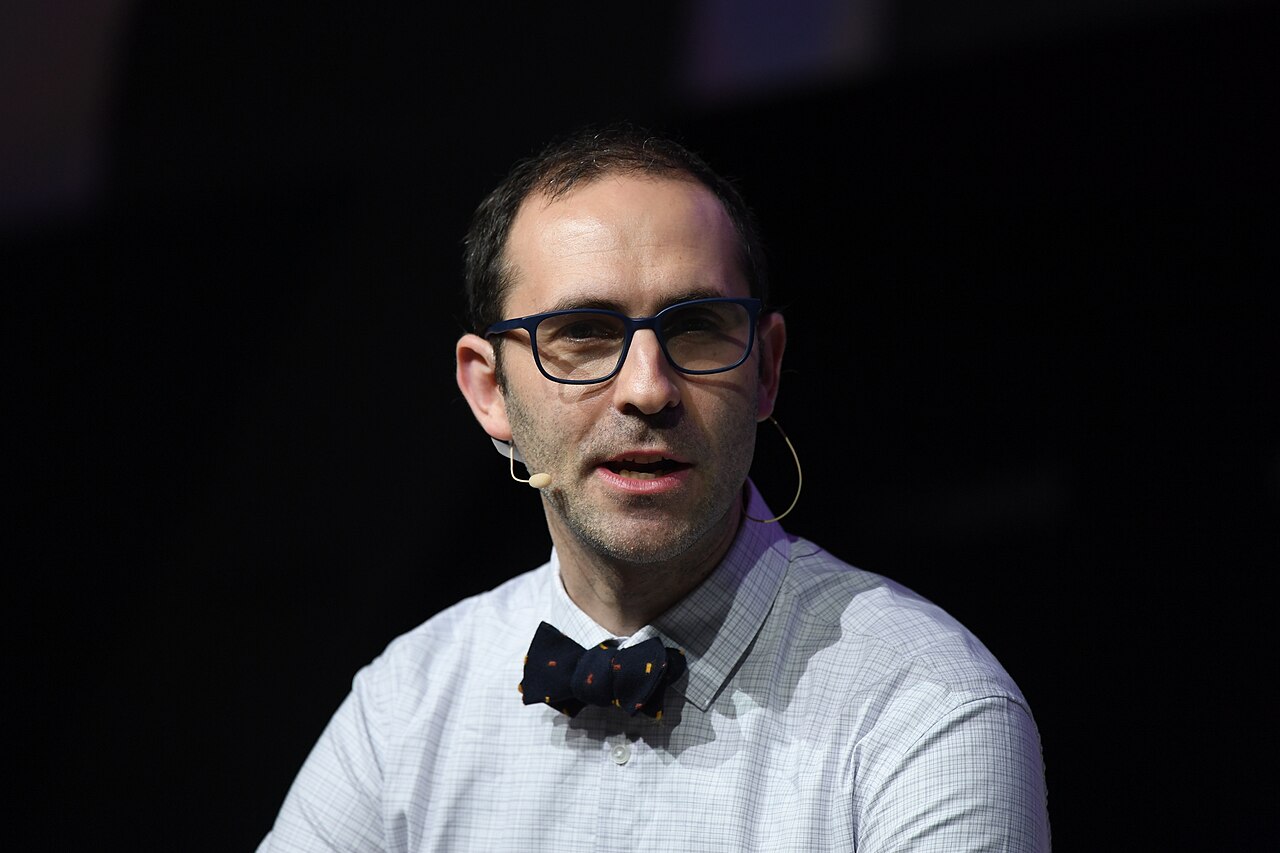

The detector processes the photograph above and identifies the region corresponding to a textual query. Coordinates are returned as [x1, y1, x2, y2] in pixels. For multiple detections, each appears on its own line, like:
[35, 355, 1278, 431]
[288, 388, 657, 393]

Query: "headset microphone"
[494, 437, 553, 489]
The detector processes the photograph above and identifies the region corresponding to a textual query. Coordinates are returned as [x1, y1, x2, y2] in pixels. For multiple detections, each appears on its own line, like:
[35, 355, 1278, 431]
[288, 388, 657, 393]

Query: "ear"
[456, 333, 512, 441]
[755, 311, 787, 421]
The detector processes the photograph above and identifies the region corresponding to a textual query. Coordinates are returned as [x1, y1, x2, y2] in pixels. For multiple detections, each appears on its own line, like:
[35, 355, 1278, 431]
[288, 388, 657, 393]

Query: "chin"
[563, 500, 734, 567]
[611, 537, 696, 565]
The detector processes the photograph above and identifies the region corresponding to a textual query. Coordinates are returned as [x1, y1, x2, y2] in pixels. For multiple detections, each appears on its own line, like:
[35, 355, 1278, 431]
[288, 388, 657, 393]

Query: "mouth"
[601, 453, 692, 480]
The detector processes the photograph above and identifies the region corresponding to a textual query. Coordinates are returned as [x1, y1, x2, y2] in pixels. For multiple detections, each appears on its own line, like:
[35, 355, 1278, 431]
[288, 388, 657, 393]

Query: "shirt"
[258, 484, 1050, 851]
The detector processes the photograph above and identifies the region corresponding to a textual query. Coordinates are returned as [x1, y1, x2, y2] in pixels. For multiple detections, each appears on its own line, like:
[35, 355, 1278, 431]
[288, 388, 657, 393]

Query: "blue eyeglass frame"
[484, 296, 763, 385]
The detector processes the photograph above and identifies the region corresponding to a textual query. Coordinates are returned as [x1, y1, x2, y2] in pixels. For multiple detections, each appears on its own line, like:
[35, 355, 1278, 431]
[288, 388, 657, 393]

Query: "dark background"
[9, 1, 1276, 849]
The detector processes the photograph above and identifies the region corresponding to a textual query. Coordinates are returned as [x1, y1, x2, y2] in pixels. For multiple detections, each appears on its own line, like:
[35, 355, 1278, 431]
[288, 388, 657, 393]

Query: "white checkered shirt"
[259, 484, 1050, 851]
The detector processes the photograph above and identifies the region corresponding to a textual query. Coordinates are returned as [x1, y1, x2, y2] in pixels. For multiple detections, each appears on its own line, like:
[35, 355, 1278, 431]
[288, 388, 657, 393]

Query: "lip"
[602, 449, 691, 466]
[593, 449, 693, 495]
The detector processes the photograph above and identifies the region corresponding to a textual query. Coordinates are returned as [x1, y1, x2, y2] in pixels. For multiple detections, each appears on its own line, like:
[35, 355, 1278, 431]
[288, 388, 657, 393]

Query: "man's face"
[474, 174, 783, 565]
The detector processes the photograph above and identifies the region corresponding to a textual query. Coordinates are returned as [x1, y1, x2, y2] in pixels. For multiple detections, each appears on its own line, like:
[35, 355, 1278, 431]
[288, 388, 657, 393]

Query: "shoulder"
[763, 536, 1044, 811]
[771, 536, 1027, 707]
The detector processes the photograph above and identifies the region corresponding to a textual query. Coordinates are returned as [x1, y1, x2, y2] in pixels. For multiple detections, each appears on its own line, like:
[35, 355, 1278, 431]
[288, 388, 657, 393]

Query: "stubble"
[503, 385, 758, 567]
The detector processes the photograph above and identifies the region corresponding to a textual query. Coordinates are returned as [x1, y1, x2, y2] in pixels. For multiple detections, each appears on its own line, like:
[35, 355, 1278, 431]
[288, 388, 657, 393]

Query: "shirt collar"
[545, 480, 792, 712]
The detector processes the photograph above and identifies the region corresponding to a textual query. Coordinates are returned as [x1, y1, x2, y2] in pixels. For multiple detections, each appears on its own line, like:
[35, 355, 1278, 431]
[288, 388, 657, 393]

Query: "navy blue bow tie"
[520, 622, 687, 719]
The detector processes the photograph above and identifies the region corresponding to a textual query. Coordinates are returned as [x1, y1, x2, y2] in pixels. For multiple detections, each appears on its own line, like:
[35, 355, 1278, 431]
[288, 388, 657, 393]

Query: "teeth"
[607, 454, 685, 479]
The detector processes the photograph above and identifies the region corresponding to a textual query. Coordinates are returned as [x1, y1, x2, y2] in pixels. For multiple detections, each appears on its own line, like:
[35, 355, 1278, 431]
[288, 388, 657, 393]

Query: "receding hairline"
[493, 168, 748, 315]
[531, 157, 710, 203]
[465, 126, 770, 339]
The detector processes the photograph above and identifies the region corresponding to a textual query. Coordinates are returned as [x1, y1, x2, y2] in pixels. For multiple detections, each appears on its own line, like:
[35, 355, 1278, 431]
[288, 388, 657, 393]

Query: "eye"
[541, 313, 623, 343]
[664, 308, 726, 336]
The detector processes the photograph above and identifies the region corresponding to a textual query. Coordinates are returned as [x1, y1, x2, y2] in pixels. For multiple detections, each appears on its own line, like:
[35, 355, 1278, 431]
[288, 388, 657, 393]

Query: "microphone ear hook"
[498, 437, 551, 489]
[745, 416, 802, 524]
[492, 436, 527, 464]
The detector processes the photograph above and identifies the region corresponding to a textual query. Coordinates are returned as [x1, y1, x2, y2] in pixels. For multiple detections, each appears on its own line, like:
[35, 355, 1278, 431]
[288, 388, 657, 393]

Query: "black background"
[10, 2, 1276, 849]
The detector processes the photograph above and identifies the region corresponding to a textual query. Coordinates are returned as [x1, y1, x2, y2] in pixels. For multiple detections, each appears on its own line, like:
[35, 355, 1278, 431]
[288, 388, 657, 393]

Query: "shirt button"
[610, 743, 631, 765]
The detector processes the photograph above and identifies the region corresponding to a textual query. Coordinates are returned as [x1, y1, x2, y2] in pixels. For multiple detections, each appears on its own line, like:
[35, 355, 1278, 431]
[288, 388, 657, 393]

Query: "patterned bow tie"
[520, 621, 687, 719]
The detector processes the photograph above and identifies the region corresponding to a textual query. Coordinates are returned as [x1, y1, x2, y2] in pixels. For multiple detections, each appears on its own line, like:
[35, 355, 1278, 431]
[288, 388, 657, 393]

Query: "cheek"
[688, 383, 759, 439]
[512, 390, 600, 458]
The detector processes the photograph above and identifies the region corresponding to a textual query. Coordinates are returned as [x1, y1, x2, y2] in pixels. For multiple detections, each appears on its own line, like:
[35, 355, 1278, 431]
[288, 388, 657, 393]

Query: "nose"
[613, 329, 681, 415]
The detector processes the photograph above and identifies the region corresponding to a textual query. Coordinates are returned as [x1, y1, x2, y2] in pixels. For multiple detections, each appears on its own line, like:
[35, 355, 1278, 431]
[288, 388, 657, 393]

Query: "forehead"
[502, 174, 746, 315]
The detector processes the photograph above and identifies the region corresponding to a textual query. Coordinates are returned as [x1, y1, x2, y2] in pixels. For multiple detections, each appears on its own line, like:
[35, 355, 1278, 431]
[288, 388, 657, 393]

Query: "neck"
[549, 500, 743, 637]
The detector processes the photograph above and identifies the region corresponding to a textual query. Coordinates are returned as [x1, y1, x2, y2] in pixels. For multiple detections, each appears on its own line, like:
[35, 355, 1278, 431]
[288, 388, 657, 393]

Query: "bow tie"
[520, 621, 687, 719]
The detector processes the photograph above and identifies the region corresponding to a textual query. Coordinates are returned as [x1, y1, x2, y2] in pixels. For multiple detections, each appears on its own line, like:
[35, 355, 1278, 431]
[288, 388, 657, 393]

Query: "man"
[258, 127, 1050, 851]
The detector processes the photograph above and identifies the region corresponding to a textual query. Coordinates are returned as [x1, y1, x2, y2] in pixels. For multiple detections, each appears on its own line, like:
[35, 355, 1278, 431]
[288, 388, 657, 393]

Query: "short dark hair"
[463, 124, 770, 334]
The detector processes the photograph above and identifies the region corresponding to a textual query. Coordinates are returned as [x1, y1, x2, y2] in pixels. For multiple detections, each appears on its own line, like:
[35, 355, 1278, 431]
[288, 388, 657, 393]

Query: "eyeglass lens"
[534, 301, 752, 382]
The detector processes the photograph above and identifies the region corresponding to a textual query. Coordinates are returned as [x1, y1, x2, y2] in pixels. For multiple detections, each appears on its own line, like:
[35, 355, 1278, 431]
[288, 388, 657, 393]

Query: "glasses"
[484, 297, 763, 385]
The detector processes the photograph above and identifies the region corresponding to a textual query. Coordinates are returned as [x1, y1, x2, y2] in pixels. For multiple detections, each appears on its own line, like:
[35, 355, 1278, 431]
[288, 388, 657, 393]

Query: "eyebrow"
[544, 288, 726, 316]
